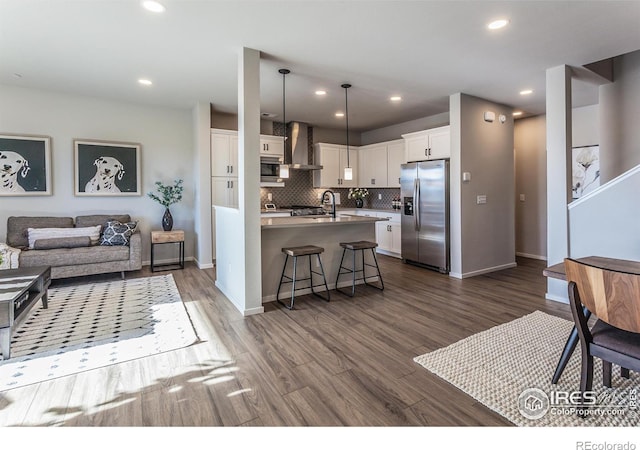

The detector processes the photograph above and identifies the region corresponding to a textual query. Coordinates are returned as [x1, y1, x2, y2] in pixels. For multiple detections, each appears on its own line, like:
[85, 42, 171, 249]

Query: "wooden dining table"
[543, 256, 640, 384]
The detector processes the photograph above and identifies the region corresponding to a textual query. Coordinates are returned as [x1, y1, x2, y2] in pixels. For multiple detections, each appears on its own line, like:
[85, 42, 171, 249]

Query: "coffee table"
[0, 266, 51, 360]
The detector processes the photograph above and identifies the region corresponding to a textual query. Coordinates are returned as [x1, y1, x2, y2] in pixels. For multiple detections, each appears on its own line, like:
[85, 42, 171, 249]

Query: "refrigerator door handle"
[414, 178, 420, 231]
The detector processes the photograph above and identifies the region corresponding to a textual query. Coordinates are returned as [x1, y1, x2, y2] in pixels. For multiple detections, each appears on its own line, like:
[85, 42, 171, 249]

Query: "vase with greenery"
[148, 179, 184, 231]
[348, 187, 369, 208]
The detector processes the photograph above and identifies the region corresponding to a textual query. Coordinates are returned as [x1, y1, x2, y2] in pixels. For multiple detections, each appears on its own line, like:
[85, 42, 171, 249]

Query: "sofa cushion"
[7, 216, 74, 249]
[19, 245, 130, 268]
[100, 220, 138, 246]
[33, 236, 91, 250]
[27, 225, 102, 249]
[75, 214, 131, 228]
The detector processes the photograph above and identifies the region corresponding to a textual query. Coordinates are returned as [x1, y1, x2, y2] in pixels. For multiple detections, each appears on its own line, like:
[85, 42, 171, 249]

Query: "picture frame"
[74, 139, 141, 196]
[0, 134, 52, 196]
[572, 145, 600, 200]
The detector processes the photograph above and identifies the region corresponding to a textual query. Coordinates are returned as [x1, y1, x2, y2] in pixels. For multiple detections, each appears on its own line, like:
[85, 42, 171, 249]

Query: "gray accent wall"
[514, 115, 547, 260]
[361, 112, 450, 145]
[450, 93, 515, 277]
[599, 49, 640, 183]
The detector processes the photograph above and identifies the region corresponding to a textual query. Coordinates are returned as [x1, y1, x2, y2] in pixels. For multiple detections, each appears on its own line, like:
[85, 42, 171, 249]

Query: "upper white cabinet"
[358, 139, 405, 188]
[313, 143, 359, 188]
[402, 125, 450, 162]
[259, 135, 285, 159]
[211, 129, 238, 177]
[358, 144, 388, 188]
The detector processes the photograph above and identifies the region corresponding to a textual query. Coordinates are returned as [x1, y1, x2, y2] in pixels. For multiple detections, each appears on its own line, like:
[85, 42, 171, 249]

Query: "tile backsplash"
[261, 122, 400, 209]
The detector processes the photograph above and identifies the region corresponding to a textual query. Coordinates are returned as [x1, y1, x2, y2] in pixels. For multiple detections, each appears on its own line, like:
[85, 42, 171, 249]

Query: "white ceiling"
[1, 1, 639, 131]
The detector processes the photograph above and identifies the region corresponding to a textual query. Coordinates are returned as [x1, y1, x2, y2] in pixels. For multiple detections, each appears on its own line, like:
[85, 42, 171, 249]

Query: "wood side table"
[151, 230, 185, 272]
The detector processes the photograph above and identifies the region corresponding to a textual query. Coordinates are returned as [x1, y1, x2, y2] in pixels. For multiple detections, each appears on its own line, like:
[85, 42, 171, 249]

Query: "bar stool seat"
[335, 240, 384, 297]
[276, 245, 330, 310]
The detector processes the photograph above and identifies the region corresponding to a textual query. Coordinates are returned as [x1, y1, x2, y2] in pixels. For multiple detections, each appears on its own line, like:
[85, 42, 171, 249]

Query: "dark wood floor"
[0, 255, 571, 426]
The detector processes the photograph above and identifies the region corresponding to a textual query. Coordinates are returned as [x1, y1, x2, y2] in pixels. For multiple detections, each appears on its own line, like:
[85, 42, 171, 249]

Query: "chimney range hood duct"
[285, 121, 322, 170]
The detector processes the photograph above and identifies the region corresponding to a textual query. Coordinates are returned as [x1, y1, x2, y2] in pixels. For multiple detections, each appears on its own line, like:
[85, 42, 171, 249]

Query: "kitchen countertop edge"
[261, 215, 387, 229]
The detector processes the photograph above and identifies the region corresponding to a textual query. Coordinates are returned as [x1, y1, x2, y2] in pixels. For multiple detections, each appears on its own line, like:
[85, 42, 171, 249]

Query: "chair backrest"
[564, 258, 640, 333]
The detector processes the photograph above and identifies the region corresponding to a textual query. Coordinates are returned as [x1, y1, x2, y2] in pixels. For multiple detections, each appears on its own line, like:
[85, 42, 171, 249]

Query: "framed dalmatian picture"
[74, 139, 141, 196]
[0, 134, 52, 196]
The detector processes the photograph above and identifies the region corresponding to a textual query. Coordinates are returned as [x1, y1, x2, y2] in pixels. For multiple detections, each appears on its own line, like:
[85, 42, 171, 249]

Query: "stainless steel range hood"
[285, 121, 322, 170]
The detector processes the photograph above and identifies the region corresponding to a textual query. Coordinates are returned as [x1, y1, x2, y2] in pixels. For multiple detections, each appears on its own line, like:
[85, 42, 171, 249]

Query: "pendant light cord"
[342, 83, 351, 167]
[279, 69, 290, 164]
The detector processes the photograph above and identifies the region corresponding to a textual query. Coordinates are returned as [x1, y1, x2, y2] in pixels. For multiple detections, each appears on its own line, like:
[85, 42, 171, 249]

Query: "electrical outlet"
[519, 194, 525, 202]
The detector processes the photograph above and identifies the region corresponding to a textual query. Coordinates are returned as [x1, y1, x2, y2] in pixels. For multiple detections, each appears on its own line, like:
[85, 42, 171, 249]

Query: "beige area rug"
[0, 274, 198, 391]
[414, 310, 639, 426]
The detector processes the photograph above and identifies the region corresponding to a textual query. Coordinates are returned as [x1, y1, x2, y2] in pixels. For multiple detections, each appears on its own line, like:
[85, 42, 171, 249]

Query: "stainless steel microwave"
[260, 157, 283, 183]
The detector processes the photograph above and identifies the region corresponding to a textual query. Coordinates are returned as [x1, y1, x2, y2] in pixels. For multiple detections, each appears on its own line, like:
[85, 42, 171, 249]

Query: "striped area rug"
[414, 310, 639, 426]
[0, 274, 197, 391]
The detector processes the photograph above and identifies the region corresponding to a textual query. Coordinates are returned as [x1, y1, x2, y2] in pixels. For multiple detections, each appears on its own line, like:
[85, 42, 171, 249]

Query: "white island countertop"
[261, 215, 386, 229]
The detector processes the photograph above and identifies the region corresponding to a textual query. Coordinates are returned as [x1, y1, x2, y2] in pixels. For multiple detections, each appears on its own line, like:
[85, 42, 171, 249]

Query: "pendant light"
[342, 83, 353, 181]
[278, 68, 290, 179]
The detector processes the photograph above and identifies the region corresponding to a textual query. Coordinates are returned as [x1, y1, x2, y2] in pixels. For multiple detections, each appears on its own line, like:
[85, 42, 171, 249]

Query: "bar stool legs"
[276, 246, 330, 310]
[335, 241, 384, 297]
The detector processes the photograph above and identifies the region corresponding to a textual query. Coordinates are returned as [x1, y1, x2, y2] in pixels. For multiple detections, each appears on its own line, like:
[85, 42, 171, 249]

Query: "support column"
[238, 47, 263, 315]
[546, 65, 572, 303]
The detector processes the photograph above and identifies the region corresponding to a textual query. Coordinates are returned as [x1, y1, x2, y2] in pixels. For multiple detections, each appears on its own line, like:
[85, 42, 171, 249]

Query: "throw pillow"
[33, 236, 92, 250]
[100, 220, 138, 246]
[27, 225, 102, 249]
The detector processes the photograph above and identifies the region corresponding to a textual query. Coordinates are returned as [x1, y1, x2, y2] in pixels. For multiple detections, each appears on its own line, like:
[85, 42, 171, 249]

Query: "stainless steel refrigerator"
[400, 160, 450, 273]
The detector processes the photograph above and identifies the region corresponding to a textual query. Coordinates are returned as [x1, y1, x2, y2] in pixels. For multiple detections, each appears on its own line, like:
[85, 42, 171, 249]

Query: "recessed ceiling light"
[315, 90, 327, 96]
[335, 112, 344, 118]
[138, 78, 153, 86]
[390, 96, 402, 102]
[520, 89, 533, 95]
[142, 1, 165, 13]
[488, 19, 509, 30]
[513, 111, 523, 116]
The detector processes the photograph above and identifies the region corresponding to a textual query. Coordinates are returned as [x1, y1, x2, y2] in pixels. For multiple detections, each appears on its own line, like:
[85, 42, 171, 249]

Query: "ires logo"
[518, 388, 598, 420]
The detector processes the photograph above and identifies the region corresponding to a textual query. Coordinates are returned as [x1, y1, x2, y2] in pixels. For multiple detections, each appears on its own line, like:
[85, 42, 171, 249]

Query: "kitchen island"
[261, 215, 387, 303]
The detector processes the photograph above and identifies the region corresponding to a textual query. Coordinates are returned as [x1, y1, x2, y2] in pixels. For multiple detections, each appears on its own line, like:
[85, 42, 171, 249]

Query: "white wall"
[569, 165, 640, 260]
[214, 48, 264, 317]
[193, 102, 213, 268]
[454, 94, 515, 277]
[0, 85, 194, 263]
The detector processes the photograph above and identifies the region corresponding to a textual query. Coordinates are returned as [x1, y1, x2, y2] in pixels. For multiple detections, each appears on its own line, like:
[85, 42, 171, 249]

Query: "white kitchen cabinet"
[402, 125, 450, 162]
[259, 135, 285, 159]
[375, 212, 401, 257]
[313, 143, 359, 188]
[211, 129, 238, 177]
[211, 129, 239, 208]
[386, 140, 405, 187]
[211, 177, 238, 208]
[358, 144, 388, 188]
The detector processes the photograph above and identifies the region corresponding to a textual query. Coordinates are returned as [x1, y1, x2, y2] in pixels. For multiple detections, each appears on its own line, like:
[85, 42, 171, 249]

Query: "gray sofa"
[6, 214, 142, 279]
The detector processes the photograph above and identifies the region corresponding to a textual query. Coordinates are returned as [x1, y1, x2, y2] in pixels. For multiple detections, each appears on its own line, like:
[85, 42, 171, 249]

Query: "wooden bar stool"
[335, 241, 384, 297]
[276, 245, 330, 310]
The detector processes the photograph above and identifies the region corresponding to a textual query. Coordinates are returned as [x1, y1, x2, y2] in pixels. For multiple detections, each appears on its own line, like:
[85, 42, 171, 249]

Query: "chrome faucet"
[321, 190, 336, 218]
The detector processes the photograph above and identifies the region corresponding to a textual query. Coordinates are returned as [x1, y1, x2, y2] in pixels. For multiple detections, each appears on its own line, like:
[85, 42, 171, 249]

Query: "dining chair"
[564, 258, 640, 394]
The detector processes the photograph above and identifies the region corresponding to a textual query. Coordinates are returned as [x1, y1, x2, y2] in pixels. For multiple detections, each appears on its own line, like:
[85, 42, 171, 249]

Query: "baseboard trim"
[516, 252, 547, 261]
[546, 293, 569, 304]
[243, 306, 265, 316]
[194, 257, 214, 270]
[452, 262, 518, 279]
